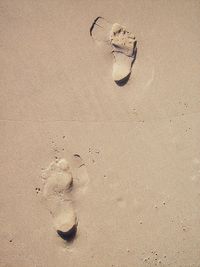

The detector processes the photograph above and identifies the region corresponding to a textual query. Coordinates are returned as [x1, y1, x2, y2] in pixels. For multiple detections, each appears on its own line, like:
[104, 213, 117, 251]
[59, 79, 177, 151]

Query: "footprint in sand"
[90, 17, 137, 85]
[41, 155, 89, 242]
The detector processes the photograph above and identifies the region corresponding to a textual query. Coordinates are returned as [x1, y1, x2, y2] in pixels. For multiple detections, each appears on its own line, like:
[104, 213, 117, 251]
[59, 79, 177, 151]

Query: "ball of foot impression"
[57, 158, 70, 171]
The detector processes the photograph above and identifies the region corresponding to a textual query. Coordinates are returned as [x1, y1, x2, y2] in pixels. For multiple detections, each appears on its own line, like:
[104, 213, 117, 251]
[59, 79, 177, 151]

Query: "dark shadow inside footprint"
[115, 73, 131, 86]
[57, 225, 77, 242]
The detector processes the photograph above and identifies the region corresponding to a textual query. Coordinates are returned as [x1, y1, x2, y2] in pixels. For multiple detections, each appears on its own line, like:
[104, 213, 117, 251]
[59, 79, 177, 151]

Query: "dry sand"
[1, 0, 200, 266]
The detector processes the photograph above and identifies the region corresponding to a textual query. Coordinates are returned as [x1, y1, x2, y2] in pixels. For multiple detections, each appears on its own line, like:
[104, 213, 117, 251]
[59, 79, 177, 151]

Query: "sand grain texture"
[1, 0, 200, 266]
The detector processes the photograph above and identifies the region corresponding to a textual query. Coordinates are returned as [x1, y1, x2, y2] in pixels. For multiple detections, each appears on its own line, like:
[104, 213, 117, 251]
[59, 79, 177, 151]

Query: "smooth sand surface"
[1, 0, 200, 266]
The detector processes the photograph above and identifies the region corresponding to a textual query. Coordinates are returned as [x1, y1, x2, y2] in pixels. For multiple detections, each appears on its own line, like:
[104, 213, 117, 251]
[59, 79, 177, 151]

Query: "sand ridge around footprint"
[90, 17, 137, 85]
[41, 156, 89, 242]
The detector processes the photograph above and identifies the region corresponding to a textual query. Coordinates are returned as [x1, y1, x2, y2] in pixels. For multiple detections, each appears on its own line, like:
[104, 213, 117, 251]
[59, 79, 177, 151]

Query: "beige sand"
[1, 0, 200, 266]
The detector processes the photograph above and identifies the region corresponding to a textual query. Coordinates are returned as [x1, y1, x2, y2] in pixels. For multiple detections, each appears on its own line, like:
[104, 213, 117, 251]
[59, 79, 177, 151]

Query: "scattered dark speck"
[63, 136, 65, 139]
[9, 240, 12, 243]
[35, 187, 41, 194]
[57, 224, 77, 242]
